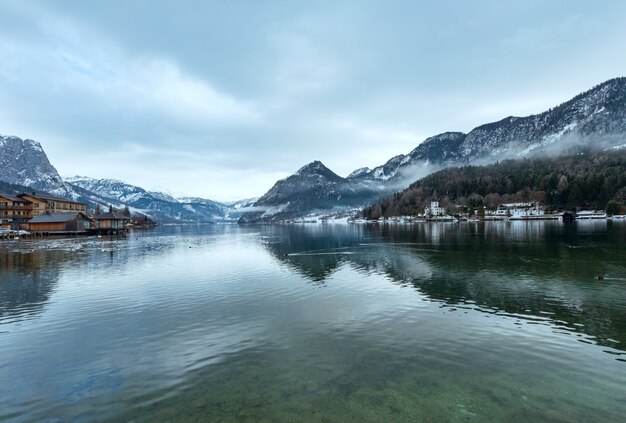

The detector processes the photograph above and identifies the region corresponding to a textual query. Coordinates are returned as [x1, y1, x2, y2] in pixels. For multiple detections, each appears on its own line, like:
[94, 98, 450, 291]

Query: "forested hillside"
[363, 150, 626, 219]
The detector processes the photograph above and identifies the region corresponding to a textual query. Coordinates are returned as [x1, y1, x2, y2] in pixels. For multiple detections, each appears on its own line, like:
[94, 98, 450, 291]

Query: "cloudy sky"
[1, 1, 625, 201]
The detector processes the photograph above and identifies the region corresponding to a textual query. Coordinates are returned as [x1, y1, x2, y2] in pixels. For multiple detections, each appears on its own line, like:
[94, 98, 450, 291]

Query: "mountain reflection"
[259, 224, 366, 282]
[262, 222, 626, 352]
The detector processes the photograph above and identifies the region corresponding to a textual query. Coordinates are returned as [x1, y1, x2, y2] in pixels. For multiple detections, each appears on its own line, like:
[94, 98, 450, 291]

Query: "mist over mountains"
[240, 77, 626, 222]
[2, 77, 626, 223]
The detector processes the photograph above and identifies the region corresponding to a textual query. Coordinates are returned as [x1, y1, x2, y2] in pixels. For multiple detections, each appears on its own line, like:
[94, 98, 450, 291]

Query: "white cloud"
[0, 3, 260, 130]
[107, 57, 261, 126]
[268, 31, 344, 98]
[1, 1, 626, 200]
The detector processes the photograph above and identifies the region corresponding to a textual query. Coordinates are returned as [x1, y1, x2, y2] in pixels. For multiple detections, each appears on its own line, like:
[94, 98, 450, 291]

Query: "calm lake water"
[1, 222, 625, 422]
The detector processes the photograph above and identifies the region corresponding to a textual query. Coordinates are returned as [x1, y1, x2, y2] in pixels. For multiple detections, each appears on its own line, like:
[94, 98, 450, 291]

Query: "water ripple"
[1, 224, 626, 422]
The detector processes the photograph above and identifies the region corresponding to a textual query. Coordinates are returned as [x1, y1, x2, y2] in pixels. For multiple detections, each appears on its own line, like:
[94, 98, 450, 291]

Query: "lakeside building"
[22, 212, 92, 234]
[1, 192, 146, 237]
[0, 194, 32, 229]
[493, 202, 545, 218]
[17, 192, 87, 216]
[427, 201, 446, 217]
[426, 200, 455, 221]
[1, 191, 89, 232]
[576, 210, 607, 219]
[94, 210, 131, 234]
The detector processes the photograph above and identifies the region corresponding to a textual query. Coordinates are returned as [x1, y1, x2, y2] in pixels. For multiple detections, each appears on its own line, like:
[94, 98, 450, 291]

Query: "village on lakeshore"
[354, 199, 626, 224]
[2, 191, 625, 237]
[276, 199, 626, 224]
[0, 191, 157, 239]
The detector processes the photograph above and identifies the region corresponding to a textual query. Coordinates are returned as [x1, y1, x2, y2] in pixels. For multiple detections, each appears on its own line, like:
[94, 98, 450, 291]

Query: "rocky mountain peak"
[347, 167, 372, 179]
[295, 160, 338, 178]
[0, 134, 67, 193]
[407, 132, 466, 163]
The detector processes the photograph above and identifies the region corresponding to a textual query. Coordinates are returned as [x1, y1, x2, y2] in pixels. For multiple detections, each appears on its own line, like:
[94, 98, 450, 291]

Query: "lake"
[1, 221, 625, 422]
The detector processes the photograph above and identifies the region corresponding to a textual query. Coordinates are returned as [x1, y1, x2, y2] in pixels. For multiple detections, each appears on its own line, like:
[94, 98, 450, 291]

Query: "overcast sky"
[1, 1, 625, 201]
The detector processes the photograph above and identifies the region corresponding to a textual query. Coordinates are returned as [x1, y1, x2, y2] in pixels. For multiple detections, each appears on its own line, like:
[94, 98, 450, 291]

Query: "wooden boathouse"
[21, 212, 93, 235]
[94, 210, 130, 234]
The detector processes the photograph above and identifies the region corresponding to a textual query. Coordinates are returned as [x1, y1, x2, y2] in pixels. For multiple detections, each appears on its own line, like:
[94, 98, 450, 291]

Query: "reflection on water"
[266, 222, 626, 350]
[0, 222, 625, 422]
[0, 251, 61, 323]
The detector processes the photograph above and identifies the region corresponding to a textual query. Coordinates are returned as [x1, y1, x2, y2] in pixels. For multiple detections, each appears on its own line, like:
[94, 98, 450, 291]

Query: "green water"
[0, 221, 625, 421]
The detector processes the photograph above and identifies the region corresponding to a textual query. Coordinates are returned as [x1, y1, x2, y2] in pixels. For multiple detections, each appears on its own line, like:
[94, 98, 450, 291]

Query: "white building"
[576, 210, 607, 219]
[495, 202, 545, 218]
[428, 201, 446, 216]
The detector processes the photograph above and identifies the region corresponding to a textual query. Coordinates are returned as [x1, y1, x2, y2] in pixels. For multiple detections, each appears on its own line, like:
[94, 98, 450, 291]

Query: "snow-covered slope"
[349, 78, 626, 183]
[0, 135, 74, 197]
[224, 198, 258, 209]
[147, 191, 179, 203]
[66, 176, 155, 204]
[66, 176, 230, 222]
[0, 135, 248, 223]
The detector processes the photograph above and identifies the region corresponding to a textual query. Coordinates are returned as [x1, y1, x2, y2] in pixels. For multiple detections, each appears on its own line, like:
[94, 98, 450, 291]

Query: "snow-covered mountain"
[66, 176, 231, 222]
[4, 77, 626, 224]
[0, 137, 237, 222]
[219, 198, 258, 220]
[176, 196, 226, 209]
[171, 196, 257, 220]
[241, 77, 626, 222]
[147, 191, 179, 203]
[66, 176, 158, 205]
[223, 198, 258, 209]
[0, 135, 75, 197]
[350, 77, 626, 183]
[238, 161, 382, 223]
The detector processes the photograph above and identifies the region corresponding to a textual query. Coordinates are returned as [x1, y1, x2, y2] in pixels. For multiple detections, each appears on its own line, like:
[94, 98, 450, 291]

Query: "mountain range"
[240, 77, 626, 222]
[0, 136, 255, 222]
[2, 77, 626, 223]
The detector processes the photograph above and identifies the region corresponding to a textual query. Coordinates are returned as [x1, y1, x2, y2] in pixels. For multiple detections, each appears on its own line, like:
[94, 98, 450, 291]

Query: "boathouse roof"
[95, 211, 129, 220]
[29, 212, 89, 223]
